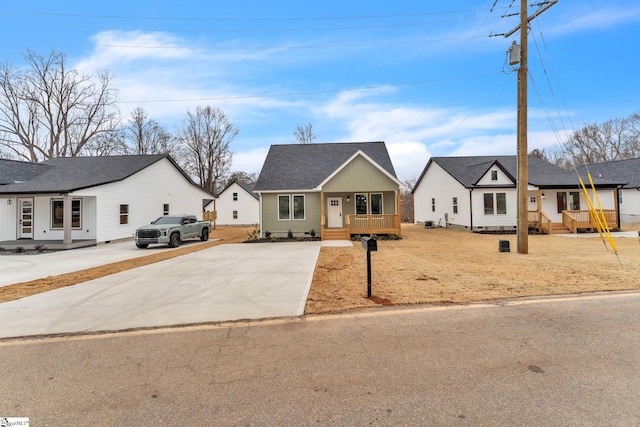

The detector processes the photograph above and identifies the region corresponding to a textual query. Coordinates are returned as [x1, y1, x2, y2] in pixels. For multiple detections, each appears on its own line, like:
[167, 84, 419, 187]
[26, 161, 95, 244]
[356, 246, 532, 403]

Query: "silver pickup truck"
[135, 215, 211, 248]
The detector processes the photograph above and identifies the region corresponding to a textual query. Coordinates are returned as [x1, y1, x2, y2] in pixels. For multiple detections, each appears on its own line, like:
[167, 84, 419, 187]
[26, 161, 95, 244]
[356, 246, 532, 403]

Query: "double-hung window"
[355, 194, 368, 215]
[453, 197, 458, 214]
[120, 204, 129, 225]
[370, 193, 383, 215]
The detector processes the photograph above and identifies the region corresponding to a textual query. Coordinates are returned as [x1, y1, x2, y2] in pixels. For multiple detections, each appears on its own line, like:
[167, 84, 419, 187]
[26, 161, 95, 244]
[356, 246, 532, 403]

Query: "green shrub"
[310, 229, 316, 237]
[287, 229, 293, 239]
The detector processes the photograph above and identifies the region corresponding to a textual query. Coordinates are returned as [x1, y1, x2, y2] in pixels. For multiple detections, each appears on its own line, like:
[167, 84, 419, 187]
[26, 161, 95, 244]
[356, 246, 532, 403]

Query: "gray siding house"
[254, 142, 402, 240]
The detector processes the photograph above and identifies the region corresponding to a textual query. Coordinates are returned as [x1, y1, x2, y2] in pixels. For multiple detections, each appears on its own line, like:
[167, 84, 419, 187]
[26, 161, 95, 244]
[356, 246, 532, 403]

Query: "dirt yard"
[305, 224, 640, 314]
[2, 224, 639, 315]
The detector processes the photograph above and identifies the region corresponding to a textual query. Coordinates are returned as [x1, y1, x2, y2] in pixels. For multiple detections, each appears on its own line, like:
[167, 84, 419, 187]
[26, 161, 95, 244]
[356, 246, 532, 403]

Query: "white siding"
[215, 182, 259, 225]
[619, 189, 640, 224]
[74, 158, 212, 243]
[0, 198, 17, 241]
[472, 189, 517, 229]
[32, 196, 97, 241]
[476, 166, 514, 186]
[414, 162, 471, 228]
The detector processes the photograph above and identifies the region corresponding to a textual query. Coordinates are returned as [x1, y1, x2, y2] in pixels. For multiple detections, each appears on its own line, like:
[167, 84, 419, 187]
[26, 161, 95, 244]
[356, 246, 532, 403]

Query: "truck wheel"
[200, 228, 209, 241]
[136, 243, 149, 249]
[169, 232, 181, 248]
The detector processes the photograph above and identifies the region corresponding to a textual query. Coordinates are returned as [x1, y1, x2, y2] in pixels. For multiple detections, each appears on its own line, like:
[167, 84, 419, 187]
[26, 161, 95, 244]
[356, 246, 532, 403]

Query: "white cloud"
[230, 146, 269, 175]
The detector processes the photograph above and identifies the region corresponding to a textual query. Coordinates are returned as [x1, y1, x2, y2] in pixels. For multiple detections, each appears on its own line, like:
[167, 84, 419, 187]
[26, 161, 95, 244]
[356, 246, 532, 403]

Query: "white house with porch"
[412, 156, 623, 234]
[0, 155, 214, 249]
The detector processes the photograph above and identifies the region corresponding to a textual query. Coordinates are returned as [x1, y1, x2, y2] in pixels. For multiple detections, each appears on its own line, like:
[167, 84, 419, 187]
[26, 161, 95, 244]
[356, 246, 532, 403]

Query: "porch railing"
[346, 214, 401, 236]
[562, 209, 617, 233]
[528, 210, 552, 234]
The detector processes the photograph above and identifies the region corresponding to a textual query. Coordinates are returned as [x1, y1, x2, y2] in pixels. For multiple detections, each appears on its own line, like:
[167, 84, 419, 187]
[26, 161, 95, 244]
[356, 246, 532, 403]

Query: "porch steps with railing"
[550, 222, 571, 234]
[323, 228, 349, 241]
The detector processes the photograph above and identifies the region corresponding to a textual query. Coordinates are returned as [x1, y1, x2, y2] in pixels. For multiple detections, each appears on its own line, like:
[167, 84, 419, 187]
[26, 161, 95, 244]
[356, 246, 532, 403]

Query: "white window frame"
[278, 195, 290, 221]
[233, 192, 238, 201]
[370, 193, 383, 215]
[496, 193, 507, 215]
[293, 194, 306, 220]
[355, 193, 368, 215]
[120, 204, 129, 225]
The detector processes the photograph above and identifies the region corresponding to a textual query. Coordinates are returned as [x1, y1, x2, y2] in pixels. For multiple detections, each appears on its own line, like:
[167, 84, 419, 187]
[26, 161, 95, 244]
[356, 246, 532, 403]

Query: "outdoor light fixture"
[541, 193, 546, 199]
[7, 199, 11, 205]
[347, 195, 350, 203]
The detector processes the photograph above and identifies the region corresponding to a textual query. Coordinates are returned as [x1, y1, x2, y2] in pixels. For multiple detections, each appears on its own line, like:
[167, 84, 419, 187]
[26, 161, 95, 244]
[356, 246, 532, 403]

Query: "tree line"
[530, 111, 640, 168]
[0, 49, 239, 195]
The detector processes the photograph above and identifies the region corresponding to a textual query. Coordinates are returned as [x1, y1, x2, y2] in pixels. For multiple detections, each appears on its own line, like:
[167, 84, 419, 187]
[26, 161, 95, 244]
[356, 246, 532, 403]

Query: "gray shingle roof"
[576, 158, 640, 188]
[217, 179, 258, 200]
[415, 155, 622, 191]
[0, 159, 50, 185]
[254, 142, 397, 191]
[0, 154, 210, 195]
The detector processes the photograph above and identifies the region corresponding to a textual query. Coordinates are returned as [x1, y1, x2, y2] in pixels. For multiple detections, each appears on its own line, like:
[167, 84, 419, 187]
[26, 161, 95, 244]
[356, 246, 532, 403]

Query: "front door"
[327, 197, 343, 228]
[18, 198, 34, 239]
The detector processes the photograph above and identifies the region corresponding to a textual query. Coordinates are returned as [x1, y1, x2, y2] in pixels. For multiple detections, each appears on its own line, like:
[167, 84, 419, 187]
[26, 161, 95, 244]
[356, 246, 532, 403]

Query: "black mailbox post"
[361, 236, 377, 297]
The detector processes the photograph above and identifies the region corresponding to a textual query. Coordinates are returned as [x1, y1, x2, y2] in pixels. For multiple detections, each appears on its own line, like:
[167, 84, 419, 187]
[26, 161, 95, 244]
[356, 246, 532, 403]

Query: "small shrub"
[388, 234, 399, 240]
[14, 246, 26, 254]
[352, 234, 361, 241]
[0, 247, 5, 253]
[34, 244, 47, 253]
[246, 224, 260, 241]
[372, 234, 378, 239]
[309, 229, 316, 237]
[271, 236, 277, 242]
[265, 230, 271, 239]
[287, 229, 293, 239]
[297, 236, 305, 241]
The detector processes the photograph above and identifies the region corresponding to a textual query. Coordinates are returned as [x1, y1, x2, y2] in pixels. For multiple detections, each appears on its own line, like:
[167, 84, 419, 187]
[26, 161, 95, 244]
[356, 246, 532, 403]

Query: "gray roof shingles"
[0, 154, 199, 194]
[254, 141, 397, 191]
[576, 158, 640, 188]
[423, 155, 622, 189]
[0, 159, 50, 185]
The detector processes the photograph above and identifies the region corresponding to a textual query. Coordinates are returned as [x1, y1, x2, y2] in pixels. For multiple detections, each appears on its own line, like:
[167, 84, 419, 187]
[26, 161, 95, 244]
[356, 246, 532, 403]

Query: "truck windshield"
[153, 216, 184, 225]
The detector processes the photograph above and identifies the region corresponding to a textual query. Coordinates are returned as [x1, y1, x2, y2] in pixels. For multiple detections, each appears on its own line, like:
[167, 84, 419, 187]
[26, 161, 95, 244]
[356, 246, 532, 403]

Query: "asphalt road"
[1, 292, 640, 426]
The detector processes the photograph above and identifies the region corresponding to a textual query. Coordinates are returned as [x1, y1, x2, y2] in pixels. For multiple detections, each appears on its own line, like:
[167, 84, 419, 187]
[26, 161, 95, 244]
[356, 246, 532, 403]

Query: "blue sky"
[2, 1, 639, 181]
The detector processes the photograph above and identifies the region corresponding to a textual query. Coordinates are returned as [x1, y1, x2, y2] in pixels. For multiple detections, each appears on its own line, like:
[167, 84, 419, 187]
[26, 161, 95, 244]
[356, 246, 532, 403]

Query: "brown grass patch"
[305, 224, 640, 314]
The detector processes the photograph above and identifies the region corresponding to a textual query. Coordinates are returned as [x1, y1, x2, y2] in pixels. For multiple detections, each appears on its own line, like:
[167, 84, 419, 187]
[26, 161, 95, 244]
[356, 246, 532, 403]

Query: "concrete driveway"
[0, 242, 322, 339]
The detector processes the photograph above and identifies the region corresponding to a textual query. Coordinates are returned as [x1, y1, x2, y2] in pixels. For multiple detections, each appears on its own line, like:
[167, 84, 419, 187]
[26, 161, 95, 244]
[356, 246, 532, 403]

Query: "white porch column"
[63, 193, 72, 245]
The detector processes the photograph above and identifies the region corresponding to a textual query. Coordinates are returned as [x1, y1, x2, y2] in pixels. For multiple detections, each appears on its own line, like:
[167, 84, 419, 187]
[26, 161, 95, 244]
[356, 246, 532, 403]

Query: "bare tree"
[294, 122, 317, 144]
[225, 171, 258, 187]
[177, 106, 237, 194]
[400, 177, 417, 224]
[123, 107, 178, 156]
[560, 116, 640, 165]
[0, 49, 119, 161]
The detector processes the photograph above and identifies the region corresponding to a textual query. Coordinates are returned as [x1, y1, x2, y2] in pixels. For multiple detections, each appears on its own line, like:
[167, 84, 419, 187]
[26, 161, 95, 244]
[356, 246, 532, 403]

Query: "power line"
[4, 8, 499, 22]
[7, 35, 489, 52]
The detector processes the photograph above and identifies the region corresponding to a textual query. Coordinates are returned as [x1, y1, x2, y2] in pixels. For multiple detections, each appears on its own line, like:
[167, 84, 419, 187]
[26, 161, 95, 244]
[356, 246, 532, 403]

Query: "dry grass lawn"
[305, 224, 640, 314]
[2, 224, 639, 316]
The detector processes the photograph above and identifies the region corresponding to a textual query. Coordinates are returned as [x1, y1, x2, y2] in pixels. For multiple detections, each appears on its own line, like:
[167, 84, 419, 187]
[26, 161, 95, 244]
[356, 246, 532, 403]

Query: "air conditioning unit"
[499, 240, 510, 252]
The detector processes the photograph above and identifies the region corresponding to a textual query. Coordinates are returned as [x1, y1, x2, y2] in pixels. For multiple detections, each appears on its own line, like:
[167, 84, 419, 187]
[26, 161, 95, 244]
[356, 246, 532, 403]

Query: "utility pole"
[504, 0, 558, 254]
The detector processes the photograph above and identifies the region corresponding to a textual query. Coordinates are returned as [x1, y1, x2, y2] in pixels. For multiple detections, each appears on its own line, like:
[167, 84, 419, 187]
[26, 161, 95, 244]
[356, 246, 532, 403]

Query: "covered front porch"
[320, 191, 402, 240]
[526, 187, 619, 234]
[528, 209, 618, 234]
